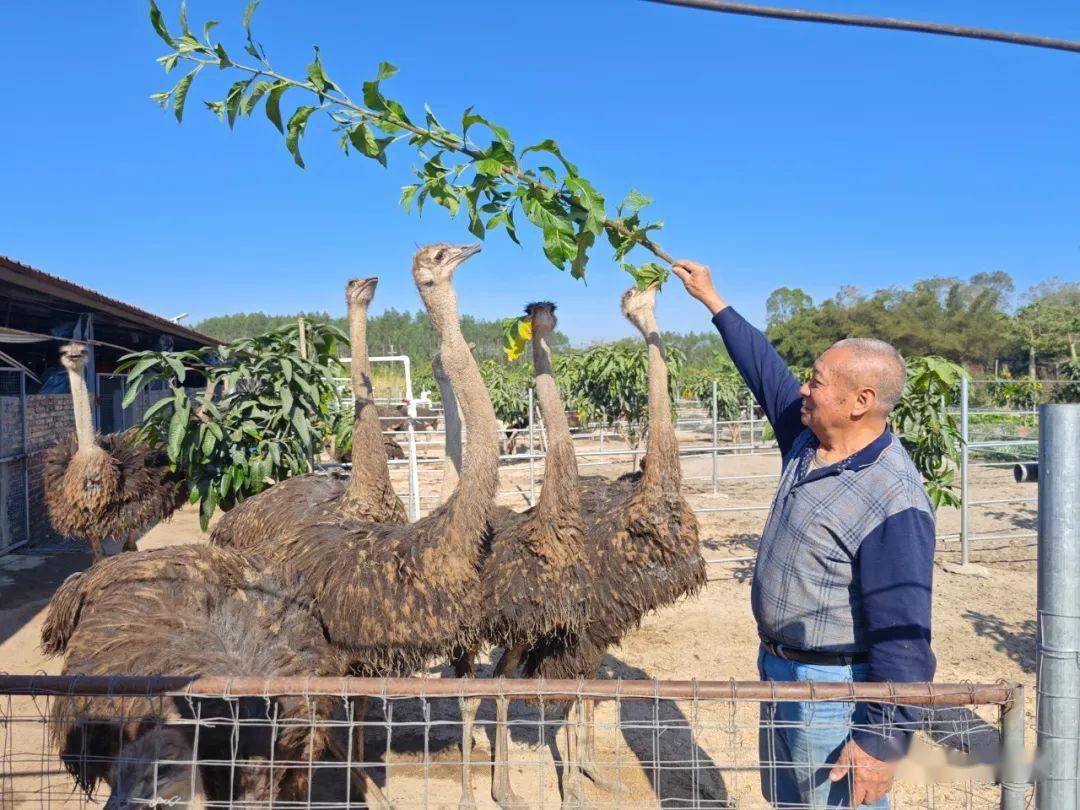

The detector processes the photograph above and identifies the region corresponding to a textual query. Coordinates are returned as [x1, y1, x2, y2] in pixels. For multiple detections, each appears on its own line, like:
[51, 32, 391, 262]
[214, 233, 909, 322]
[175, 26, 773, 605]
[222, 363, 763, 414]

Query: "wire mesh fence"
[0, 675, 1026, 809]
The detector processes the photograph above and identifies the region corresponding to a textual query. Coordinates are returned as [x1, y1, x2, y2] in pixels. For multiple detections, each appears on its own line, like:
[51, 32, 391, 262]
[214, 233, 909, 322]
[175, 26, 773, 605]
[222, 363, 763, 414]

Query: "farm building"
[0, 255, 211, 553]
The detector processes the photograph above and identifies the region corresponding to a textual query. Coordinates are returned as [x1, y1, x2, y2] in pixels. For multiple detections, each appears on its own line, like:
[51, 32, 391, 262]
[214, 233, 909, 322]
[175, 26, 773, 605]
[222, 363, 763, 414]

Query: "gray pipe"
[1014, 463, 1039, 483]
[1035, 404, 1080, 809]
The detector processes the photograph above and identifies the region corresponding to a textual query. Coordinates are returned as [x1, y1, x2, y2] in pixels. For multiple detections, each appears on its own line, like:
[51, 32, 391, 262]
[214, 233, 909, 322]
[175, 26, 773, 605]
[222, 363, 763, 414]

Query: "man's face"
[798, 347, 858, 437]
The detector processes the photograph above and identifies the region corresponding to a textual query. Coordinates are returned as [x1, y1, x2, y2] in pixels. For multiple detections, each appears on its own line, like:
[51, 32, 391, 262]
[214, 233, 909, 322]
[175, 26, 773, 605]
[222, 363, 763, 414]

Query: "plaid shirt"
[713, 308, 937, 759]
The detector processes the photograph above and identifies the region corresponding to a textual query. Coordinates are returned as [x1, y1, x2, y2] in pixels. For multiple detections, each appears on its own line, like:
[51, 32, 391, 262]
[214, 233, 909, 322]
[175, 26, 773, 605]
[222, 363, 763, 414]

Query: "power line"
[641, 0, 1080, 54]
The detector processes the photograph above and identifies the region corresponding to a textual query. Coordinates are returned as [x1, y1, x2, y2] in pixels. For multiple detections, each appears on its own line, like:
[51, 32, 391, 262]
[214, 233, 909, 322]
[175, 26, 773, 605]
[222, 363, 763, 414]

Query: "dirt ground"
[0, 430, 1036, 808]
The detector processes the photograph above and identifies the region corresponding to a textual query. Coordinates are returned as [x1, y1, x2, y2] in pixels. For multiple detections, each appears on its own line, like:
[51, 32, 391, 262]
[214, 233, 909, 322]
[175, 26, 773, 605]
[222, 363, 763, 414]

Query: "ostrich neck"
[531, 329, 581, 517]
[426, 283, 498, 534]
[641, 316, 679, 486]
[345, 297, 395, 503]
[434, 360, 462, 502]
[65, 361, 96, 451]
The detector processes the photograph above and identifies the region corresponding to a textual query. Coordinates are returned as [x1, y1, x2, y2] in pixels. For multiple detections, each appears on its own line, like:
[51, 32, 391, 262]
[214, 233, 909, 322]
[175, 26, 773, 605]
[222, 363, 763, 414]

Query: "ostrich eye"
[434, 249, 446, 262]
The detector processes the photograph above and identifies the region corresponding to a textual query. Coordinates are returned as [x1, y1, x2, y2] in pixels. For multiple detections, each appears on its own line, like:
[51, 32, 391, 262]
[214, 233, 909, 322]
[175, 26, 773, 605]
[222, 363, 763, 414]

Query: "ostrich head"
[411, 243, 481, 307]
[104, 727, 205, 809]
[524, 301, 557, 336]
[59, 343, 90, 373]
[621, 285, 659, 336]
[345, 277, 378, 306]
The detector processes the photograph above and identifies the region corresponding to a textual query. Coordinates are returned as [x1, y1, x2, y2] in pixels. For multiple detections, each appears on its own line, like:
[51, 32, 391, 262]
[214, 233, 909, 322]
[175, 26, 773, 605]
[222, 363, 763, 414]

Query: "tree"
[766, 287, 812, 326]
[118, 321, 346, 528]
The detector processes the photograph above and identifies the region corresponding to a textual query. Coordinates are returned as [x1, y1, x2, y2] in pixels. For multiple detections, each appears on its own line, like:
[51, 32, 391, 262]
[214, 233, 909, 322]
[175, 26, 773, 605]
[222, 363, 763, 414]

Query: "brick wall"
[26, 394, 75, 546]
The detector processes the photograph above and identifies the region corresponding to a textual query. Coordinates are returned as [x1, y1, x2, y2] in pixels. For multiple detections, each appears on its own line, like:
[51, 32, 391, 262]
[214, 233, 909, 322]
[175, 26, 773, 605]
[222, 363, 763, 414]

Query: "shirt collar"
[796, 427, 893, 484]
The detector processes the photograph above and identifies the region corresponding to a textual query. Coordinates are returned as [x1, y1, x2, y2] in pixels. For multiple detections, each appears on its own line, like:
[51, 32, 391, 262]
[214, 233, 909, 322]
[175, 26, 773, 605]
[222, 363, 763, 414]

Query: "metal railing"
[0, 674, 1026, 809]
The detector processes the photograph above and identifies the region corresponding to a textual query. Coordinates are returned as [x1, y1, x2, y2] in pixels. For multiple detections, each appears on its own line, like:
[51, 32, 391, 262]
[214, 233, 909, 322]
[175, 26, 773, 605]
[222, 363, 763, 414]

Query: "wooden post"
[297, 317, 308, 360]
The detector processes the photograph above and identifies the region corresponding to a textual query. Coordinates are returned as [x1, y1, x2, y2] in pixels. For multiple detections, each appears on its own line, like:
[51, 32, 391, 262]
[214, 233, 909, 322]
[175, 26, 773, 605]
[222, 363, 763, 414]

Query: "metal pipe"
[401, 355, 420, 522]
[1000, 683, 1027, 810]
[1035, 404, 1080, 810]
[711, 380, 719, 494]
[1014, 463, 1039, 483]
[0, 674, 1015, 705]
[748, 392, 756, 455]
[960, 375, 970, 566]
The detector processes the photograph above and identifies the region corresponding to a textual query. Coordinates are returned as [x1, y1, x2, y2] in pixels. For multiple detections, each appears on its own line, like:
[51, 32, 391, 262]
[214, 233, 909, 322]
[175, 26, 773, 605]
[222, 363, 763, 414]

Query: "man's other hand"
[671, 259, 726, 314]
[828, 738, 896, 806]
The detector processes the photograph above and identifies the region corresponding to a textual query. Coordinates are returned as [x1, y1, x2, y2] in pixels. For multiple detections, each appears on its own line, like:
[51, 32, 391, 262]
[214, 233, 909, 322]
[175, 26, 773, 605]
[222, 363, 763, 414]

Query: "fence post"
[747, 392, 756, 455]
[1035, 404, 1080, 810]
[711, 380, 719, 495]
[402, 356, 420, 522]
[959, 375, 970, 567]
[1000, 683, 1026, 810]
[528, 388, 536, 507]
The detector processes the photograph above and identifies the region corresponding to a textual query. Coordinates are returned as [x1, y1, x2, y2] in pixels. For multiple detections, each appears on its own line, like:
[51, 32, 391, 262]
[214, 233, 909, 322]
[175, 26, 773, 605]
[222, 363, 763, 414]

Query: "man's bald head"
[826, 338, 907, 415]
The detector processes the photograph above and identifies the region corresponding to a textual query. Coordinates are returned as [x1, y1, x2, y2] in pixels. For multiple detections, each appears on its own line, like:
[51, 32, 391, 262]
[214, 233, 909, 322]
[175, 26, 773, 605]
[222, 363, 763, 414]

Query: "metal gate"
[0, 367, 29, 554]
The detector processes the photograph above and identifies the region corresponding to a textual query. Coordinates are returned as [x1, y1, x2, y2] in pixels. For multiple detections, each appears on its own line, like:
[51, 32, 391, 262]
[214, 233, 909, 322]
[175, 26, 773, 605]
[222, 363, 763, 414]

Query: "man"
[672, 259, 936, 809]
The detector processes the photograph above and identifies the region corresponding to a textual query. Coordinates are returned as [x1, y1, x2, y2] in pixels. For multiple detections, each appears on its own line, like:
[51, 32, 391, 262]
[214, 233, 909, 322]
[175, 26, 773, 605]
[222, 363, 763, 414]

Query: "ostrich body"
[41, 545, 356, 806]
[42, 343, 185, 561]
[210, 277, 406, 551]
[497, 286, 706, 803]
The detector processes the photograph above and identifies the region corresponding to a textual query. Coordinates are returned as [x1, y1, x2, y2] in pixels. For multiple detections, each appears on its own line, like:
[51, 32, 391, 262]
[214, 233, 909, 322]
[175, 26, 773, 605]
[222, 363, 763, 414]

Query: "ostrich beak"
[453, 243, 482, 262]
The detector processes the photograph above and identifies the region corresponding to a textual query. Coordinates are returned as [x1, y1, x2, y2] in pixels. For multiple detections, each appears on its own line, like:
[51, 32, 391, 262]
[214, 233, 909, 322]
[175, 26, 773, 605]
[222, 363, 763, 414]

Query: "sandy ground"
[0, 430, 1036, 808]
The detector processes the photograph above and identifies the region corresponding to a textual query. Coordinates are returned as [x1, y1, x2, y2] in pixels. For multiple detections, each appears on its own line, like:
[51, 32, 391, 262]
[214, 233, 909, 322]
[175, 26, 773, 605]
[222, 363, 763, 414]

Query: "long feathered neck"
[531, 322, 582, 520]
[423, 280, 499, 538]
[343, 288, 400, 509]
[433, 354, 462, 503]
[630, 301, 680, 488]
[63, 351, 96, 453]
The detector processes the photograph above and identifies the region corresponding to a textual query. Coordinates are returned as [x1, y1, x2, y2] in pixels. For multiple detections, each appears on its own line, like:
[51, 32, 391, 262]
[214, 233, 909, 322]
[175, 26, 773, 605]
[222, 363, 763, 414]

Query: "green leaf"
[178, 0, 191, 36]
[167, 394, 190, 462]
[202, 19, 219, 43]
[149, 0, 176, 48]
[474, 158, 505, 176]
[570, 230, 595, 281]
[375, 60, 398, 81]
[224, 79, 250, 129]
[520, 138, 577, 174]
[214, 43, 231, 67]
[348, 123, 387, 166]
[172, 66, 200, 123]
[242, 80, 272, 115]
[157, 53, 179, 73]
[265, 83, 287, 132]
[242, 0, 261, 34]
[306, 46, 338, 96]
[399, 183, 420, 212]
[619, 188, 653, 214]
[565, 174, 606, 234]
[285, 105, 317, 168]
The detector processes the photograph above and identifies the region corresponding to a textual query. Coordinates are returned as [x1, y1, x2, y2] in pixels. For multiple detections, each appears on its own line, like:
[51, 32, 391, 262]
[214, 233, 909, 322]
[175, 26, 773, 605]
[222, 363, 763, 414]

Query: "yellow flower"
[504, 344, 524, 361]
[517, 319, 533, 341]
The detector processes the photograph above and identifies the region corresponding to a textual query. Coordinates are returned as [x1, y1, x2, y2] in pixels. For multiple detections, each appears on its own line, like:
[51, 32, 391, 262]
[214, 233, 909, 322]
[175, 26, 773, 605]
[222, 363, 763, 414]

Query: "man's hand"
[828, 739, 896, 806]
[670, 259, 727, 315]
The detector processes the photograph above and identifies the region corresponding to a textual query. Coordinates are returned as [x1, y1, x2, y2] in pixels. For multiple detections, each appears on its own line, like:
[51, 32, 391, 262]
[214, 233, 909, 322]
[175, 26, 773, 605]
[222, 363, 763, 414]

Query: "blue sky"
[1, 1, 1077, 344]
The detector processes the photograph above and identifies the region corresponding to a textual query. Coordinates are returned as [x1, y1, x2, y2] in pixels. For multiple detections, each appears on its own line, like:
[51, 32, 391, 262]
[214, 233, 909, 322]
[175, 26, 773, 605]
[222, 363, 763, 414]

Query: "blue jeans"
[758, 646, 889, 809]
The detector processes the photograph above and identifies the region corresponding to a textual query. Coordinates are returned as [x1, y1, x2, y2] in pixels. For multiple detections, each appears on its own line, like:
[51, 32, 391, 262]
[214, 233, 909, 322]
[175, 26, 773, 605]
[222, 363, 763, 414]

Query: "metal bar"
[967, 497, 1038, 507]
[641, 0, 1080, 53]
[748, 392, 756, 455]
[711, 380, 718, 495]
[21, 369, 28, 551]
[0, 674, 1015, 705]
[1035, 404, 1080, 810]
[960, 375, 970, 566]
[401, 356, 420, 522]
[1000, 683, 1027, 810]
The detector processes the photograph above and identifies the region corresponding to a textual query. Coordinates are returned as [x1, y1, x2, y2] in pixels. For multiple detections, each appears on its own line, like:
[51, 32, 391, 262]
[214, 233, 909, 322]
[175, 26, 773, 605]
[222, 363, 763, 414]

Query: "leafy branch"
[149, 0, 672, 288]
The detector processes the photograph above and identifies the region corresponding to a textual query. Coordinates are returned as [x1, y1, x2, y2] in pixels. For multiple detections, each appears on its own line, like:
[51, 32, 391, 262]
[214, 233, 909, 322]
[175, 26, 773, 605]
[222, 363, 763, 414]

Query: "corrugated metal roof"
[0, 254, 213, 346]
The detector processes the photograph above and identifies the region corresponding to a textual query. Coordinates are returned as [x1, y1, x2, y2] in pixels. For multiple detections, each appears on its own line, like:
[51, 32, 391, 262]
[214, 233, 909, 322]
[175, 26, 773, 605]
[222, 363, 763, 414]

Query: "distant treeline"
[194, 272, 1078, 376]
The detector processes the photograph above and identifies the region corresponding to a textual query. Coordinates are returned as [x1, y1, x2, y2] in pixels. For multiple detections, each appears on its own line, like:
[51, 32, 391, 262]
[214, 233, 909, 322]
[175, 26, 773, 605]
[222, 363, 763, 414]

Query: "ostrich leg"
[453, 650, 480, 810]
[578, 699, 625, 794]
[491, 647, 525, 808]
[560, 699, 587, 808]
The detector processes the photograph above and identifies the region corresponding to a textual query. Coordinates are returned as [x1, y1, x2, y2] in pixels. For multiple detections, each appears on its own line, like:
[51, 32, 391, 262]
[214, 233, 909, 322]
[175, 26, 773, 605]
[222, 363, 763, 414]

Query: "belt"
[762, 639, 869, 667]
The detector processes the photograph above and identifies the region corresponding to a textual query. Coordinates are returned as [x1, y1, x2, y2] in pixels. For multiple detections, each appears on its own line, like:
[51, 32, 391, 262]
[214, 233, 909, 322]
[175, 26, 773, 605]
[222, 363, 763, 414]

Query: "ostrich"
[41, 545, 362, 806]
[492, 285, 707, 806]
[210, 276, 407, 551]
[42, 343, 186, 561]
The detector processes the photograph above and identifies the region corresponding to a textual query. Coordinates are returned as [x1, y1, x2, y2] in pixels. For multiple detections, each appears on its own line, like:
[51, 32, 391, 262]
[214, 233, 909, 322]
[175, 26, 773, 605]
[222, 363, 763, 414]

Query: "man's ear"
[851, 387, 877, 418]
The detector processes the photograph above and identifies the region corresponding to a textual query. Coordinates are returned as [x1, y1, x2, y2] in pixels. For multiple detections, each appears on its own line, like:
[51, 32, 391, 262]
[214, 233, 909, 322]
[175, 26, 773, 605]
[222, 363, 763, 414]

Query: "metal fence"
[0, 674, 1025, 809]
[0, 367, 29, 555]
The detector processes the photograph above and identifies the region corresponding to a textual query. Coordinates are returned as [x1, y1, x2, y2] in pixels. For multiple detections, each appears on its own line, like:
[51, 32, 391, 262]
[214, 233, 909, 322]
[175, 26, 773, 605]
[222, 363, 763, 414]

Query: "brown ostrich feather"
[42, 430, 185, 551]
[44, 546, 350, 803]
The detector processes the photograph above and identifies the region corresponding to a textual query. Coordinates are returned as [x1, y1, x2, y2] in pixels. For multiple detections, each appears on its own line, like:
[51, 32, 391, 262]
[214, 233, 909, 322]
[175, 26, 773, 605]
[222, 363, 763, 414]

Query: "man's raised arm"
[672, 260, 805, 458]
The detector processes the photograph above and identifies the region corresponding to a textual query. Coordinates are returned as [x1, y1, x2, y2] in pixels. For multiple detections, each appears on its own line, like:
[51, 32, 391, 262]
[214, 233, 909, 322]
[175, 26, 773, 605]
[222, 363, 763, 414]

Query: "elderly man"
[672, 260, 936, 809]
